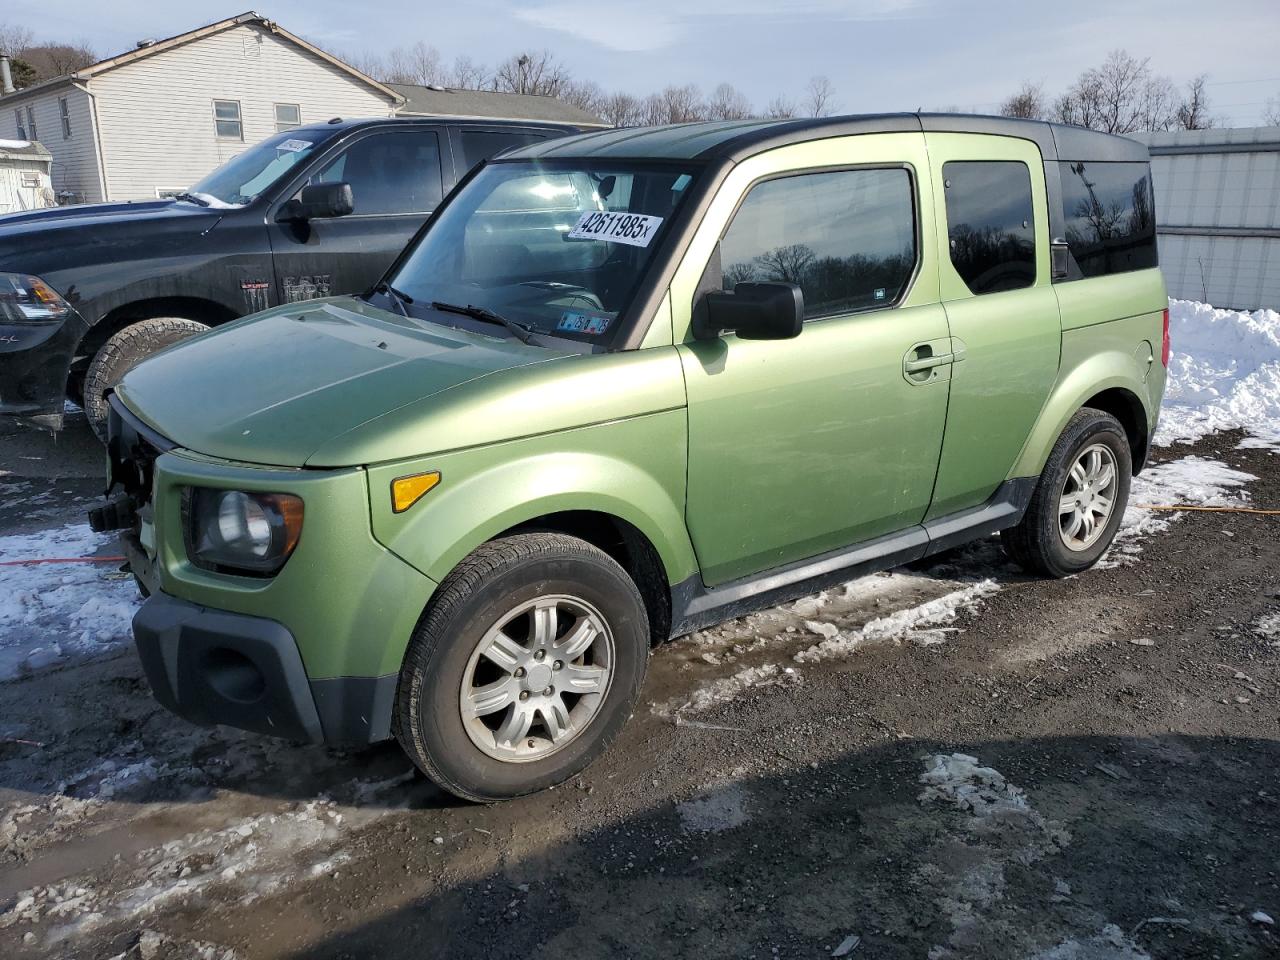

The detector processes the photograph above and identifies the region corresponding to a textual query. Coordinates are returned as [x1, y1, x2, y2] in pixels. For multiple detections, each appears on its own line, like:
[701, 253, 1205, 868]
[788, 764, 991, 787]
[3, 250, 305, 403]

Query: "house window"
[25, 106, 37, 142]
[213, 100, 243, 140]
[14, 108, 25, 140]
[274, 103, 301, 132]
[59, 97, 72, 138]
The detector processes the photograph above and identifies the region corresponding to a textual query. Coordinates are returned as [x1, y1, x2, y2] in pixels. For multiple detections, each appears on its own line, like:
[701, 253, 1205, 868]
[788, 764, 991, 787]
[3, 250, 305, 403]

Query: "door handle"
[904, 352, 954, 373]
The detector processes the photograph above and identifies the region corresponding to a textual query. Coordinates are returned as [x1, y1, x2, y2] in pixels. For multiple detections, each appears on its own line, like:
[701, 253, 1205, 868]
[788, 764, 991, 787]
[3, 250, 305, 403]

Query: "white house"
[0, 12, 403, 203]
[0, 138, 54, 213]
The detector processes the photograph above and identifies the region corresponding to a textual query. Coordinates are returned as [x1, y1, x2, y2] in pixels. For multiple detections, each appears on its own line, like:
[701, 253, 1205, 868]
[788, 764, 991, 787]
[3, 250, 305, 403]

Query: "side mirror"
[695, 281, 804, 341]
[280, 182, 354, 221]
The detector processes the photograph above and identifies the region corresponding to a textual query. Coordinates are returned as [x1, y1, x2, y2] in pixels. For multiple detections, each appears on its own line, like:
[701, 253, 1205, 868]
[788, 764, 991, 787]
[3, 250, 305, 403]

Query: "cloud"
[516, 0, 926, 52]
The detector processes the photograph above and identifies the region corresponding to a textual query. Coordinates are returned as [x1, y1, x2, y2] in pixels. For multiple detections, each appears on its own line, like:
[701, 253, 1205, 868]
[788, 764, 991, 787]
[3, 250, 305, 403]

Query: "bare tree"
[1055, 50, 1177, 133]
[443, 55, 487, 89]
[12, 41, 95, 81]
[803, 75, 836, 117]
[643, 84, 704, 124]
[706, 82, 752, 120]
[493, 50, 569, 97]
[1266, 95, 1280, 127]
[1000, 81, 1046, 120]
[561, 78, 605, 115]
[1174, 74, 1216, 129]
[754, 244, 816, 285]
[764, 95, 797, 120]
[598, 91, 646, 127]
[377, 41, 443, 86]
[0, 23, 34, 55]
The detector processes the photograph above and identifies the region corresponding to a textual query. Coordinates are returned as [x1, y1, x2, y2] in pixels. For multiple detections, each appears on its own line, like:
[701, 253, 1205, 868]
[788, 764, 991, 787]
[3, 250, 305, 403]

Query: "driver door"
[266, 128, 445, 303]
[675, 135, 953, 586]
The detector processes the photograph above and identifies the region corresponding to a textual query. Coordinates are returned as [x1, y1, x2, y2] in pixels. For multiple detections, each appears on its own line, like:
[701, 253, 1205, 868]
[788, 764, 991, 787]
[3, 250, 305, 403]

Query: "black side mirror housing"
[695, 281, 804, 341]
[280, 182, 354, 221]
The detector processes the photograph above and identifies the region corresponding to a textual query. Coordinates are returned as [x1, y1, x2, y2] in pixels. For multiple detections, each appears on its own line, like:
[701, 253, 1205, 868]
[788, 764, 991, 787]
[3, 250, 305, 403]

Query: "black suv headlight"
[184, 488, 304, 576]
[0, 273, 70, 323]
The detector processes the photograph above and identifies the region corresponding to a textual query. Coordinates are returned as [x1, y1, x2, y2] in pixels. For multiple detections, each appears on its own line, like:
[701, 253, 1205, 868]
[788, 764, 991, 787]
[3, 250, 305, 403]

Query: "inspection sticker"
[557, 309, 613, 335]
[566, 211, 664, 248]
[276, 138, 314, 153]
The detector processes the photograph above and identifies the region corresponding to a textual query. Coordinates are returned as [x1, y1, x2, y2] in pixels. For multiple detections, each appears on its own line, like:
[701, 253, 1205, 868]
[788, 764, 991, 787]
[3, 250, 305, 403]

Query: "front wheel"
[1002, 408, 1132, 578]
[82, 317, 210, 440]
[395, 533, 649, 802]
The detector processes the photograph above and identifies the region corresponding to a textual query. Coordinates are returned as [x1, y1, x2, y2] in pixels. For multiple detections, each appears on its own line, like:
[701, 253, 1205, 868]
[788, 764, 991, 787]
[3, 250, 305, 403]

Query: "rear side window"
[943, 161, 1036, 295]
[719, 167, 917, 319]
[1059, 161, 1157, 278]
[459, 130, 548, 171]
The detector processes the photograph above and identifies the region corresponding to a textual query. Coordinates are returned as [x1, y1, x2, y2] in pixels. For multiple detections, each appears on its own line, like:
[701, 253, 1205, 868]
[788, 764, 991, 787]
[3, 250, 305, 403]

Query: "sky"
[25, 0, 1280, 125]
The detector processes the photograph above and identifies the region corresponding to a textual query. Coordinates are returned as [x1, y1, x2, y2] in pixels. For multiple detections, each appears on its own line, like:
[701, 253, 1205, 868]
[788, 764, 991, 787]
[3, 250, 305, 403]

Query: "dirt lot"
[1, 412, 1277, 960]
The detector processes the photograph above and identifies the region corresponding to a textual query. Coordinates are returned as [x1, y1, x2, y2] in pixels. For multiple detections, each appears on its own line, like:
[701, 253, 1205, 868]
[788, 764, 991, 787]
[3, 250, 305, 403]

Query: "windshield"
[185, 130, 329, 207]
[388, 160, 698, 345]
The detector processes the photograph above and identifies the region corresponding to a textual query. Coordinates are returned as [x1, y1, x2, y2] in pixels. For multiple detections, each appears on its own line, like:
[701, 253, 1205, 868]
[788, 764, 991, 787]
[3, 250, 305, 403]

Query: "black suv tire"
[395, 533, 649, 802]
[1002, 408, 1132, 578]
[83, 317, 210, 440]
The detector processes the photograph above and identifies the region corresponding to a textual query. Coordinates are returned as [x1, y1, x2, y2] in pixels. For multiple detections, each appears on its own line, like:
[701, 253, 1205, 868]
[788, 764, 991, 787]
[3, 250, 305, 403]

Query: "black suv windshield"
[388, 161, 698, 345]
[185, 130, 330, 207]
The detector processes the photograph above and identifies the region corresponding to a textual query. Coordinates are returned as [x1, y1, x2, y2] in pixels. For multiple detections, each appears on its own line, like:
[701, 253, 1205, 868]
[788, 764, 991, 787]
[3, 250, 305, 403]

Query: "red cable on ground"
[0, 556, 126, 567]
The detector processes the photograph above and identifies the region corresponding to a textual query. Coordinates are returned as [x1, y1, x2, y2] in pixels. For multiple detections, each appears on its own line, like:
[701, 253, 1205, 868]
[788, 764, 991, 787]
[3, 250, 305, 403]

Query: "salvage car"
[0, 116, 579, 435]
[93, 115, 1167, 801]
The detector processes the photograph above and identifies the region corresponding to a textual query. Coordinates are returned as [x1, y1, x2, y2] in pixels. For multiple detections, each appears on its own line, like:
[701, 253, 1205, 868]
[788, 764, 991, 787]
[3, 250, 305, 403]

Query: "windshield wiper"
[372, 282, 413, 319]
[430, 300, 537, 345]
[173, 191, 209, 207]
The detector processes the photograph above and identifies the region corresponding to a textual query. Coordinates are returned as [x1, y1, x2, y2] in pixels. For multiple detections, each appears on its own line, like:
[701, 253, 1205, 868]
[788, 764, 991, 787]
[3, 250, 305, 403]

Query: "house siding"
[4, 88, 105, 202]
[90, 23, 396, 200]
[0, 157, 54, 213]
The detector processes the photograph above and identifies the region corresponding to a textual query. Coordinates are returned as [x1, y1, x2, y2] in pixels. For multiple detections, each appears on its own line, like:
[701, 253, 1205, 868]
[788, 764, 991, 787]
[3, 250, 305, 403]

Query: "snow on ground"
[0, 522, 140, 681]
[1157, 299, 1280, 449]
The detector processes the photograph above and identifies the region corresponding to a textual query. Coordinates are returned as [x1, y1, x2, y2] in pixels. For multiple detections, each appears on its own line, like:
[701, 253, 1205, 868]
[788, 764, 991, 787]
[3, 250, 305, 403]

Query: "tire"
[1001, 408, 1132, 578]
[83, 317, 210, 440]
[395, 533, 650, 802]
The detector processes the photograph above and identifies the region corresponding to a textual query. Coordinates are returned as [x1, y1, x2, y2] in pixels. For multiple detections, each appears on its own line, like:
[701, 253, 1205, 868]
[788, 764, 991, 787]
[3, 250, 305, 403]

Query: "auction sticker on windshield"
[557, 309, 613, 335]
[567, 211, 664, 248]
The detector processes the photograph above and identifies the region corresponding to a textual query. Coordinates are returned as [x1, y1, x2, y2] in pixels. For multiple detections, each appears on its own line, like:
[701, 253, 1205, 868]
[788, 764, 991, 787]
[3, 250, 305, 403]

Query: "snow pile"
[918, 753, 1033, 819]
[0, 522, 140, 680]
[794, 580, 999, 663]
[1157, 299, 1280, 449]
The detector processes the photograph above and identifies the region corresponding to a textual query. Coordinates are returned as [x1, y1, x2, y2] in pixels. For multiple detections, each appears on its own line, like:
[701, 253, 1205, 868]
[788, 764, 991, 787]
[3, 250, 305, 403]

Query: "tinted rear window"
[1059, 161, 1157, 278]
[942, 161, 1036, 295]
[459, 130, 548, 171]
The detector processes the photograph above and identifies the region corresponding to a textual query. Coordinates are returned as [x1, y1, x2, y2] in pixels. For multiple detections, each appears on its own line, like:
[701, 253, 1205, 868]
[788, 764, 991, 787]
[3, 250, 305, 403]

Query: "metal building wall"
[1134, 127, 1280, 311]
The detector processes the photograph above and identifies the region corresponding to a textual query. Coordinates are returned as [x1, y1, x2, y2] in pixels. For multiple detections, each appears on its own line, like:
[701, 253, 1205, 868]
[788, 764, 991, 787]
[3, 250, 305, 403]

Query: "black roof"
[508, 113, 1150, 163]
[291, 115, 583, 136]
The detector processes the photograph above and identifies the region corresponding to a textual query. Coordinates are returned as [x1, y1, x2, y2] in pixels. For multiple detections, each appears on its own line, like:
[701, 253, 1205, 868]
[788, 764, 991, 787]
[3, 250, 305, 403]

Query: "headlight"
[0, 273, 70, 323]
[184, 488, 304, 575]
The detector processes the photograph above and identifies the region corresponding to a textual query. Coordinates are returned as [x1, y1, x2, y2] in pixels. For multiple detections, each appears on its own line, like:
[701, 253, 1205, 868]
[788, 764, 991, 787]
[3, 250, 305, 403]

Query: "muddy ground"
[0, 413, 1277, 960]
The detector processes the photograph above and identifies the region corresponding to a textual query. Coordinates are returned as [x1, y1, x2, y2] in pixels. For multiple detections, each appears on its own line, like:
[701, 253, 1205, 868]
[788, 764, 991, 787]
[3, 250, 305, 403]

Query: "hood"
[114, 297, 562, 467]
[0, 199, 221, 276]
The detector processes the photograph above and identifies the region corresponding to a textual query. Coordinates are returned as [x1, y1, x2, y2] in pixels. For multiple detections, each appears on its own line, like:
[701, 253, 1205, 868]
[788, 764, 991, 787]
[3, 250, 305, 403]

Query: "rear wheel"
[82, 317, 210, 440]
[395, 533, 649, 802]
[1002, 408, 1132, 578]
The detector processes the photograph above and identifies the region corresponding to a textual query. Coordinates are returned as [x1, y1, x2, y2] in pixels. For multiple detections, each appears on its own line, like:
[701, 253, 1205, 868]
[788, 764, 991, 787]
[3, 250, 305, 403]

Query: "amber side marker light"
[391, 471, 441, 513]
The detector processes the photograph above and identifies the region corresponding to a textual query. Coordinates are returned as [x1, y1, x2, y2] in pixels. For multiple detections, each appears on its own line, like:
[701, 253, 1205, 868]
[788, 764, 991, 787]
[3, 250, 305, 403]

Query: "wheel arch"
[1010, 353, 1157, 480]
[74, 296, 240, 372]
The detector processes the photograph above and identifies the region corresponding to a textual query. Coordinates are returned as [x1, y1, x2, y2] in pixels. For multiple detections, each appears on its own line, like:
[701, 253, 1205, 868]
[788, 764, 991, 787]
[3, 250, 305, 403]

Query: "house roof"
[390, 83, 606, 127]
[0, 11, 403, 106]
[0, 138, 52, 162]
[509, 113, 1150, 163]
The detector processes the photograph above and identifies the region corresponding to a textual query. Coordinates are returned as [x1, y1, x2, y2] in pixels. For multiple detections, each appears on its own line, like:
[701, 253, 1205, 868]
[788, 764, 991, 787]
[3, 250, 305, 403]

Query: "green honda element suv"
[93, 114, 1168, 801]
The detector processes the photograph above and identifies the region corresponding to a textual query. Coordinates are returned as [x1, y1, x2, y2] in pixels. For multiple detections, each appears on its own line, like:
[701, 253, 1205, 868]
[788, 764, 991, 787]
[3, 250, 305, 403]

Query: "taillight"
[1161, 308, 1171, 367]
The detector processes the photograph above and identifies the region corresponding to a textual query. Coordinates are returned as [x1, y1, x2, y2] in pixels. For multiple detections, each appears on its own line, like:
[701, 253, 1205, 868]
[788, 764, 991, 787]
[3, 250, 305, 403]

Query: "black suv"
[0, 116, 579, 435]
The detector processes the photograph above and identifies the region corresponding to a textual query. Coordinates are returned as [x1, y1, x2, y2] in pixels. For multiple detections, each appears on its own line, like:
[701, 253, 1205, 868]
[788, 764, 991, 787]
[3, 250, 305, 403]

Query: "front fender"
[1009, 317, 1162, 480]
[366, 410, 698, 588]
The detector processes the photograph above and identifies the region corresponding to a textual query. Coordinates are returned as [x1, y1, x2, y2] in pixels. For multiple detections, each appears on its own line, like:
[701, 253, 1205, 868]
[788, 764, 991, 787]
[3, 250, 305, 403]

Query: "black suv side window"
[313, 130, 443, 216]
[1059, 161, 1158, 278]
[719, 168, 917, 319]
[943, 161, 1036, 295]
[458, 130, 548, 172]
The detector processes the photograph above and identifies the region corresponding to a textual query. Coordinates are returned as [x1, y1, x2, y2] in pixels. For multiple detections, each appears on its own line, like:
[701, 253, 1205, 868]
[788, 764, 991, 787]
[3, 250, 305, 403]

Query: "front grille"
[105, 393, 174, 510]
